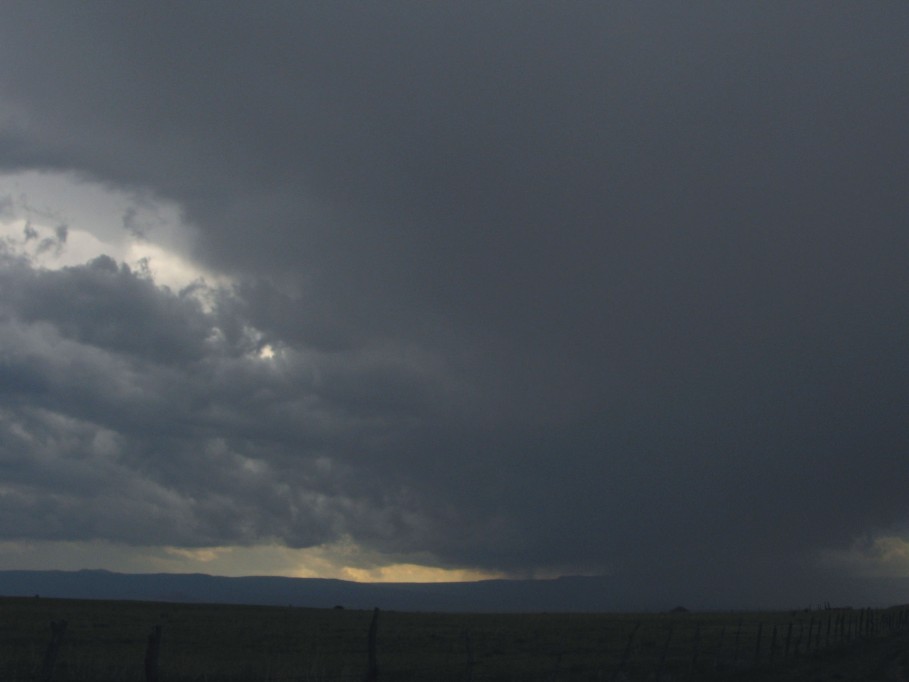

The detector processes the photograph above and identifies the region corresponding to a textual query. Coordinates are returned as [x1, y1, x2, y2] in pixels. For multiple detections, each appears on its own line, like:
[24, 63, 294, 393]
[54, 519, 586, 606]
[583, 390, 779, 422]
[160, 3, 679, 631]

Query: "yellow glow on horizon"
[0, 539, 509, 584]
[340, 563, 504, 583]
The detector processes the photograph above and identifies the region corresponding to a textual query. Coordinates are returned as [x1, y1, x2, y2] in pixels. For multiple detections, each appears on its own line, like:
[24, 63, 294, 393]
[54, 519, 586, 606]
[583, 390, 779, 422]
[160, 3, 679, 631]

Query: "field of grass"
[0, 596, 906, 681]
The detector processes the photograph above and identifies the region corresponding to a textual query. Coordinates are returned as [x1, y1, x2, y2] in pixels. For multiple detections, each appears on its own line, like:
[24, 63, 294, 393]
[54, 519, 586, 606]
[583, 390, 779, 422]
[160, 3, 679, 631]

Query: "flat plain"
[0, 596, 906, 681]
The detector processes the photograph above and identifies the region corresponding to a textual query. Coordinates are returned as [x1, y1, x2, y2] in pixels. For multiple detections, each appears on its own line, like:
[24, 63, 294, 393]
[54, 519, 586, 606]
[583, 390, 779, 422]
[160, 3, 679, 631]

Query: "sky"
[1, 2, 908, 607]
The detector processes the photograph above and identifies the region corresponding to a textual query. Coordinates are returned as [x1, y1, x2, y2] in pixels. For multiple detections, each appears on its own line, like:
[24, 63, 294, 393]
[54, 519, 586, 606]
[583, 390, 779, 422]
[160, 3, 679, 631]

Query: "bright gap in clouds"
[821, 535, 909, 579]
[0, 170, 228, 293]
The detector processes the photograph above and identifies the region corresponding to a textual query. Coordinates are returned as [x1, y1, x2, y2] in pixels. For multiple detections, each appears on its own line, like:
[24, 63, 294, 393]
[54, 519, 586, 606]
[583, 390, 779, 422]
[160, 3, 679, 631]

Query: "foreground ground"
[732, 634, 909, 681]
[0, 596, 905, 680]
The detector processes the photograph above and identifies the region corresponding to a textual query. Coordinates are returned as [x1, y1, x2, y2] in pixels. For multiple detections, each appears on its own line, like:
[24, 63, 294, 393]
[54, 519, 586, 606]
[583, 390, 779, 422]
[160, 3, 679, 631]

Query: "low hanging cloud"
[1, 3, 909, 604]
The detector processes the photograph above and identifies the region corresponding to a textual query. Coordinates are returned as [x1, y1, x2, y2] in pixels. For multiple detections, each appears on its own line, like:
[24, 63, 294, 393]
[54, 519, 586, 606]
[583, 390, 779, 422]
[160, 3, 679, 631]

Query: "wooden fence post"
[463, 630, 475, 682]
[654, 625, 673, 681]
[713, 625, 725, 672]
[688, 622, 701, 680]
[145, 625, 162, 682]
[550, 652, 563, 681]
[753, 622, 763, 666]
[807, 617, 815, 653]
[40, 620, 67, 682]
[364, 607, 379, 682]
[732, 618, 743, 665]
[768, 624, 778, 664]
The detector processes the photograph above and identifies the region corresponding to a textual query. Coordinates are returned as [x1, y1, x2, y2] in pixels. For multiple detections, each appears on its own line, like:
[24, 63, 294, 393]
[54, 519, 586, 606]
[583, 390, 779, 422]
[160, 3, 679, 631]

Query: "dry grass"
[0, 596, 905, 681]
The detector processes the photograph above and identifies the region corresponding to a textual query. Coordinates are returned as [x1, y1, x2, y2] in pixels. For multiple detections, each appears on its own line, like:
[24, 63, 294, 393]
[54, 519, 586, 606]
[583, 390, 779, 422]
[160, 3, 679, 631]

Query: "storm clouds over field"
[1, 3, 908, 606]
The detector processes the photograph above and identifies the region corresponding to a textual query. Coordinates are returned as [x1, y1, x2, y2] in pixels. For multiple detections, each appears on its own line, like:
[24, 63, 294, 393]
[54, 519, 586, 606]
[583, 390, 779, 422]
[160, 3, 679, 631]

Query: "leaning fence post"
[611, 621, 640, 682]
[40, 619, 67, 682]
[769, 624, 778, 664]
[364, 607, 379, 682]
[145, 624, 162, 682]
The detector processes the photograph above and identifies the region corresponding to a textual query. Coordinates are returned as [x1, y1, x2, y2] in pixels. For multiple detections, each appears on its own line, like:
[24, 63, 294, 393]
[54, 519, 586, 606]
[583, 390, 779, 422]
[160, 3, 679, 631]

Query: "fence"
[5, 601, 909, 681]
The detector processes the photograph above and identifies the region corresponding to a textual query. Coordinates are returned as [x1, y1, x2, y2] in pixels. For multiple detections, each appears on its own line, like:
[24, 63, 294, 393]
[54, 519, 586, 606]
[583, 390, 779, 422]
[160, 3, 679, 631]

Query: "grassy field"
[0, 596, 906, 681]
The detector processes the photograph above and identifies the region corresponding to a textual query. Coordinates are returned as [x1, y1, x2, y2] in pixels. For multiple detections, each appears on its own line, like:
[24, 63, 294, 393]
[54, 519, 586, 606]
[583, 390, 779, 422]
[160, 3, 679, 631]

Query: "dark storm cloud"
[5, 254, 210, 363]
[1, 2, 909, 603]
[0, 242, 455, 552]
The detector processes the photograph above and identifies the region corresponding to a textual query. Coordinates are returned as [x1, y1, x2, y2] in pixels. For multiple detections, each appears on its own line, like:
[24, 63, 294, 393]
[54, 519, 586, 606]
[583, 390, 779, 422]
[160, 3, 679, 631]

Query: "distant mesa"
[669, 605, 689, 614]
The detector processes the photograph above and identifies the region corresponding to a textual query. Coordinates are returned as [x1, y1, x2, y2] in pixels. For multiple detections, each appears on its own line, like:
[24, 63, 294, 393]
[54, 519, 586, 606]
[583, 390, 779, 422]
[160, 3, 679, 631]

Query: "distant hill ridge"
[0, 569, 617, 613]
[3, 569, 904, 612]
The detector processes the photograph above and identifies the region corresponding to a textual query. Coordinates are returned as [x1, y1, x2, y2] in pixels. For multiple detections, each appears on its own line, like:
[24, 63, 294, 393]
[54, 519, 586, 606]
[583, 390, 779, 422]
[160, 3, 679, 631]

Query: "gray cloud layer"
[1, 3, 909, 603]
